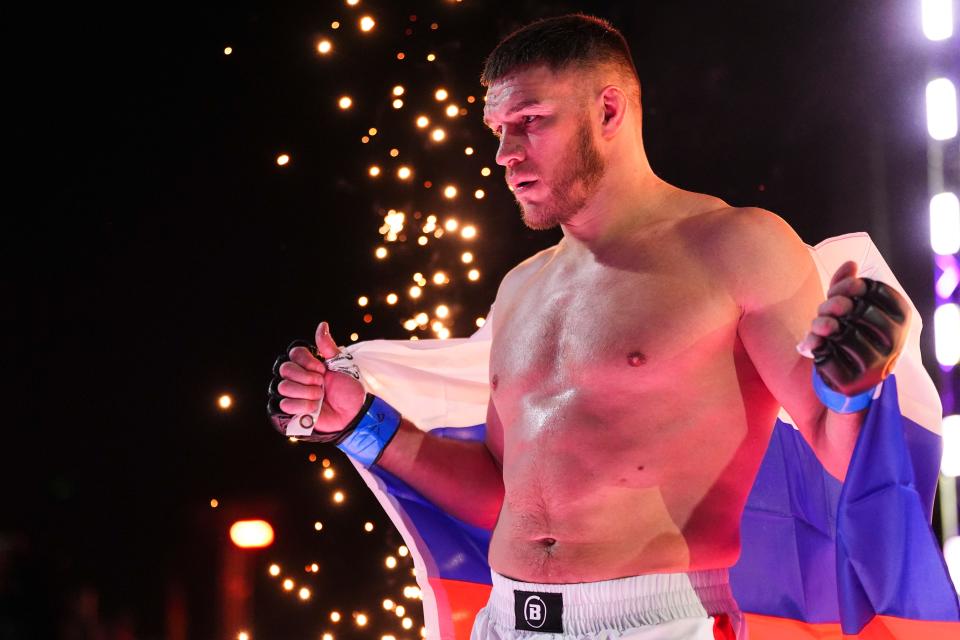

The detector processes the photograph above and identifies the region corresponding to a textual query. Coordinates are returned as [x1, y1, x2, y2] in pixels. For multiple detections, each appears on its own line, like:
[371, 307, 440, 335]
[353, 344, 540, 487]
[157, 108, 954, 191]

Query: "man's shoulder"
[495, 243, 561, 306]
[692, 205, 800, 247]
[689, 206, 816, 309]
[686, 205, 808, 267]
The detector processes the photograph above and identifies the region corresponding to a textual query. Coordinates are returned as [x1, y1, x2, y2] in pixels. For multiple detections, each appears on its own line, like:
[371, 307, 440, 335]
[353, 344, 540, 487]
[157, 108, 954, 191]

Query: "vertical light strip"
[935, 303, 960, 366]
[926, 77, 959, 140]
[922, 0, 955, 41]
[931, 192, 960, 255]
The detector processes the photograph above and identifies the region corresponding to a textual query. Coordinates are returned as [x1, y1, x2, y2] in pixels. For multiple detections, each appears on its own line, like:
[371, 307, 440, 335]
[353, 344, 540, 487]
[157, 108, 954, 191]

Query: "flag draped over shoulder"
[342, 233, 959, 639]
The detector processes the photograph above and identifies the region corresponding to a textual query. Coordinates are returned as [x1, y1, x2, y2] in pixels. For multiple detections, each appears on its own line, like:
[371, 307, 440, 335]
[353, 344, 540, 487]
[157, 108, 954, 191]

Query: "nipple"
[627, 351, 647, 367]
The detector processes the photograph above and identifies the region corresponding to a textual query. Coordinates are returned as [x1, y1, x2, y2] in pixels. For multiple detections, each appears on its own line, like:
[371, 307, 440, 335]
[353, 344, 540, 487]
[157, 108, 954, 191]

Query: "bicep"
[732, 212, 826, 431]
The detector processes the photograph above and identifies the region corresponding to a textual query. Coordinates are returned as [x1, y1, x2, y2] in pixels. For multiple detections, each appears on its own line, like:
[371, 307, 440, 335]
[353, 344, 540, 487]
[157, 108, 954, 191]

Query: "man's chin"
[519, 204, 561, 231]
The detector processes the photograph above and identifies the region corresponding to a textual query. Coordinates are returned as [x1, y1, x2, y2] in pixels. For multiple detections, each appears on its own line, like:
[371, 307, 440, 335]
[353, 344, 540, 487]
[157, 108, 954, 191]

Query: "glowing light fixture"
[943, 415, 960, 477]
[944, 535, 960, 590]
[922, 0, 954, 40]
[935, 303, 960, 365]
[931, 192, 960, 255]
[926, 78, 958, 140]
[229, 520, 274, 549]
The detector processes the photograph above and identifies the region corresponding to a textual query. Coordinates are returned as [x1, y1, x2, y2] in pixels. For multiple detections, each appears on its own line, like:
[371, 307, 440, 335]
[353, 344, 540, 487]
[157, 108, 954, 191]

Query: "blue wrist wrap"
[812, 369, 875, 414]
[335, 395, 401, 467]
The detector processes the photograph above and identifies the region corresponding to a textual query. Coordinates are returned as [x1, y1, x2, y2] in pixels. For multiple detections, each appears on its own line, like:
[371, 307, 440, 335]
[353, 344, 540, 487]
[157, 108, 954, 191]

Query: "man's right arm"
[375, 397, 505, 530]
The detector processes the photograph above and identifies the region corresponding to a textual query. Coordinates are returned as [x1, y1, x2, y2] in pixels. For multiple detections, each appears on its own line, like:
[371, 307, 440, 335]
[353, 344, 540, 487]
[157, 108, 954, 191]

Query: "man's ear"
[598, 85, 628, 137]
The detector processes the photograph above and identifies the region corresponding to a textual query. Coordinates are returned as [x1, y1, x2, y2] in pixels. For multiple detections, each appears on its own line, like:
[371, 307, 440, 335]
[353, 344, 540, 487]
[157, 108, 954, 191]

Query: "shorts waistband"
[487, 568, 741, 636]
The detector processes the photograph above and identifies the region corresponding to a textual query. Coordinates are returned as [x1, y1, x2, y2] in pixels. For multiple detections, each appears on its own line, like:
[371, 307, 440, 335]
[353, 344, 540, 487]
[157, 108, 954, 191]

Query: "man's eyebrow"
[482, 99, 543, 127]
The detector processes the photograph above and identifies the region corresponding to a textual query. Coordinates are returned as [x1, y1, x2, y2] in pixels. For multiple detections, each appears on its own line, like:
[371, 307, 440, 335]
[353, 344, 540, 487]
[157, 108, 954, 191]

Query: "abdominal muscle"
[486, 374, 776, 584]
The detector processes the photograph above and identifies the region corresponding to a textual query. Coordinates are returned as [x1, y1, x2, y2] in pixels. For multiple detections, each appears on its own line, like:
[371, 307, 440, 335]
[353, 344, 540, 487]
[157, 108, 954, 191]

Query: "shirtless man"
[267, 15, 908, 639]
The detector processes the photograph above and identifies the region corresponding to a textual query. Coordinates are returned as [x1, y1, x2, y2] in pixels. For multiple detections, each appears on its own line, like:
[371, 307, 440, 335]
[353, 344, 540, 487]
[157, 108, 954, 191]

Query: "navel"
[491, 373, 499, 389]
[537, 537, 556, 547]
[627, 351, 647, 367]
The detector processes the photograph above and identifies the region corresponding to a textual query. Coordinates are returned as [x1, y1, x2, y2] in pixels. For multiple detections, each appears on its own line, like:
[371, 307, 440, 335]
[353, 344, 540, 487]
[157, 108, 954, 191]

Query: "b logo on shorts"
[513, 590, 563, 633]
[524, 595, 545, 628]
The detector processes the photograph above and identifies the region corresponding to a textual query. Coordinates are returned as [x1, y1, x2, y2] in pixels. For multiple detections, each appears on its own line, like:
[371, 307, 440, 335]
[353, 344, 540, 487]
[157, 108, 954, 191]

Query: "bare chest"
[490, 256, 738, 411]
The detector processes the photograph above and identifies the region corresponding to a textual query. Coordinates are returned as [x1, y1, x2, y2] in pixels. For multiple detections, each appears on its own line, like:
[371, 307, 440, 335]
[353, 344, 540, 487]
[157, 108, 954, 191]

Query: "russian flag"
[343, 233, 960, 639]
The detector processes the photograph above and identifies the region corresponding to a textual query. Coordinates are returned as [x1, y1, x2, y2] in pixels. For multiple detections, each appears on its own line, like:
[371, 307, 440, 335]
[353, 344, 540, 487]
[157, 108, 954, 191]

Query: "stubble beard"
[518, 116, 606, 231]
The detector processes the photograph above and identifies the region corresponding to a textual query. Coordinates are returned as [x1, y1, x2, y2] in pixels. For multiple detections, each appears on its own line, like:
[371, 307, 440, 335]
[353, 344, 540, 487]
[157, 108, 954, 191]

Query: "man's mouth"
[515, 180, 538, 192]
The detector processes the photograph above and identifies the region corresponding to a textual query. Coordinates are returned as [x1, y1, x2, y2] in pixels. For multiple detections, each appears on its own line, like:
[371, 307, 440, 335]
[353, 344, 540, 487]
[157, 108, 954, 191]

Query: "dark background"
[3, 0, 954, 638]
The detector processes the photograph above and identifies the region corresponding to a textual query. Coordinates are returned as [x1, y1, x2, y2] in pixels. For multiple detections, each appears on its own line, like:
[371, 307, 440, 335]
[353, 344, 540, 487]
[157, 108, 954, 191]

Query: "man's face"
[483, 66, 606, 230]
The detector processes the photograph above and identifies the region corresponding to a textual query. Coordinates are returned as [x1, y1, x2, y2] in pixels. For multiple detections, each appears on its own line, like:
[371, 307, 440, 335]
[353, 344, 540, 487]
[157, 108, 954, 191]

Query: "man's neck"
[559, 166, 675, 257]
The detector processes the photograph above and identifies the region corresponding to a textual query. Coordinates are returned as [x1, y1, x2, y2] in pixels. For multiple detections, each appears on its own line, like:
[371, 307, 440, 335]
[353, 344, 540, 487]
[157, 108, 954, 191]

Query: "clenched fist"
[797, 261, 909, 397]
[267, 321, 367, 441]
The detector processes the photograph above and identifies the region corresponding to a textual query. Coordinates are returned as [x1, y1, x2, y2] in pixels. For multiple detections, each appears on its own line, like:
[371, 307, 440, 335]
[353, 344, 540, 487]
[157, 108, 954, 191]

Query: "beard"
[517, 114, 606, 230]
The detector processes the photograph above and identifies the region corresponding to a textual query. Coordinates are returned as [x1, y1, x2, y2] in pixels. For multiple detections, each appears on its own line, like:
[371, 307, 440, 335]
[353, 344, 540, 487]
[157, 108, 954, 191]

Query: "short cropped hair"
[480, 14, 641, 104]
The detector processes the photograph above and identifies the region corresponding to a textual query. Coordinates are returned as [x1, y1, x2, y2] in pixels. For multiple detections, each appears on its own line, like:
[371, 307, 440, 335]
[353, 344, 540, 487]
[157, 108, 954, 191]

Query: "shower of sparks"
[238, 3, 498, 634]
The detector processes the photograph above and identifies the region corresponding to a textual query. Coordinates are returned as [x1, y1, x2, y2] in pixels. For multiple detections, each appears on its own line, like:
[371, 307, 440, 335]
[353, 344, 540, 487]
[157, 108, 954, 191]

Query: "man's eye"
[522, 115, 539, 125]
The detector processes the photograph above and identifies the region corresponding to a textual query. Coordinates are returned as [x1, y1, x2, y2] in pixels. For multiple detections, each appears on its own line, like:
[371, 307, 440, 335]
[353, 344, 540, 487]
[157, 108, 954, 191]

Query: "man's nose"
[495, 133, 524, 167]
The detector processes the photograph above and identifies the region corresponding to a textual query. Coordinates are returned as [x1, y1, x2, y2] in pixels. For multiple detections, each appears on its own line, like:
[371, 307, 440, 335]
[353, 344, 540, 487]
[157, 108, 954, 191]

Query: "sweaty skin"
[486, 204, 784, 583]
[476, 66, 835, 583]
[345, 64, 854, 586]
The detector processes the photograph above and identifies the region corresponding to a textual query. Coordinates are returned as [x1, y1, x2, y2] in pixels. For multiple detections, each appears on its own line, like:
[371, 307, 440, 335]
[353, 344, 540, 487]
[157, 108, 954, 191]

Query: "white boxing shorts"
[469, 568, 745, 640]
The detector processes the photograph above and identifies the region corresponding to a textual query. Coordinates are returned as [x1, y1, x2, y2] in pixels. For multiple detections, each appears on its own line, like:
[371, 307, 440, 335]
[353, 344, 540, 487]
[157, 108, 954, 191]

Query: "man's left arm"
[723, 209, 909, 481]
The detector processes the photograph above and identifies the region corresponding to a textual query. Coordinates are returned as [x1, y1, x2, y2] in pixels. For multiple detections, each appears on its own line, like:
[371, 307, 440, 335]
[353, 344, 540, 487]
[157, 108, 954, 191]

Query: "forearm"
[810, 406, 867, 482]
[375, 418, 505, 529]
